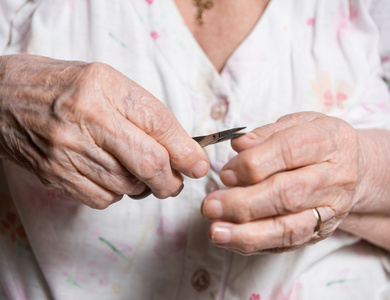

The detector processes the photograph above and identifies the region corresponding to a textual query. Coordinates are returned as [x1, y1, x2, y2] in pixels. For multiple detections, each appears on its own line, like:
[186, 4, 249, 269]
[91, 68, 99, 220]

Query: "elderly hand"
[0, 55, 209, 208]
[202, 112, 364, 255]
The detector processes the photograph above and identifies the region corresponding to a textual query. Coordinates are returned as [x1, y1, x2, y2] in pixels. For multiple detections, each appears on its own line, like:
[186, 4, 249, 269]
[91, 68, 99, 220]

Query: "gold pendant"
[192, 0, 214, 25]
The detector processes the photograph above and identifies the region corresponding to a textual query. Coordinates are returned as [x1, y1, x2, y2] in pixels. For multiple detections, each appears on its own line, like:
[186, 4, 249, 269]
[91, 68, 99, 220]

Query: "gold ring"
[312, 207, 322, 237]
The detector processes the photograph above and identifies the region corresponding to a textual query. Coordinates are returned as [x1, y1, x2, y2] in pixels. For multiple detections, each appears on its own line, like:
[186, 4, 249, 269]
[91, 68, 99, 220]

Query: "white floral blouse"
[1, 0, 390, 299]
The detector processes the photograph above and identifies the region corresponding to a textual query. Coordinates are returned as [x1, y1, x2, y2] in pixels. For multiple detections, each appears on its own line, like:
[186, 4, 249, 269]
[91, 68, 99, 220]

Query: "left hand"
[201, 112, 365, 255]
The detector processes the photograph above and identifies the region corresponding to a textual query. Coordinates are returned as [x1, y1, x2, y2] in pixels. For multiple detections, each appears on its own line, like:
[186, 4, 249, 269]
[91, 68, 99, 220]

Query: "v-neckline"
[166, 0, 275, 76]
[130, 0, 296, 97]
[171, 0, 273, 74]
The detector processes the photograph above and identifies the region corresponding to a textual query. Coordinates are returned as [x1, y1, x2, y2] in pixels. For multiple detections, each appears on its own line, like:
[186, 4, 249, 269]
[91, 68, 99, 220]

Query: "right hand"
[0, 55, 209, 208]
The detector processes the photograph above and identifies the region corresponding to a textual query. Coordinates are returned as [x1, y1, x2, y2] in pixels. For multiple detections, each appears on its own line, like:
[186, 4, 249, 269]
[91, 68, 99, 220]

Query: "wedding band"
[312, 207, 322, 237]
[128, 187, 152, 200]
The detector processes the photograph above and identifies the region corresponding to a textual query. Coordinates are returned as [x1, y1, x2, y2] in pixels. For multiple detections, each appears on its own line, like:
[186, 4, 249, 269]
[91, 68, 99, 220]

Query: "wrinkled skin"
[2, 55, 390, 255]
[202, 112, 370, 255]
[0, 55, 209, 208]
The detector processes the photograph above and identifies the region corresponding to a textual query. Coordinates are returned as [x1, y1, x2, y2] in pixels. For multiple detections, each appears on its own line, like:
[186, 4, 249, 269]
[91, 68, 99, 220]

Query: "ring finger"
[202, 163, 338, 223]
[209, 207, 331, 255]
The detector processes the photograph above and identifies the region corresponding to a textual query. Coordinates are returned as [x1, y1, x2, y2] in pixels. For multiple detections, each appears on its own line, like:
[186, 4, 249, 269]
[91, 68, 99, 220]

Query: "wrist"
[352, 129, 390, 214]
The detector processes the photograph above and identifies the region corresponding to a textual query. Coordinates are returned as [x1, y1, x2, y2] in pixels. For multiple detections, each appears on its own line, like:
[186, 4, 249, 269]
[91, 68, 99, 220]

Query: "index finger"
[117, 79, 210, 179]
[221, 119, 339, 187]
[231, 111, 326, 153]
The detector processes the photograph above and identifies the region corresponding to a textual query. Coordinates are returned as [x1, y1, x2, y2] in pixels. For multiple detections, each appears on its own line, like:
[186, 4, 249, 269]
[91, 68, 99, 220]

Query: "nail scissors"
[192, 126, 246, 148]
[130, 127, 246, 199]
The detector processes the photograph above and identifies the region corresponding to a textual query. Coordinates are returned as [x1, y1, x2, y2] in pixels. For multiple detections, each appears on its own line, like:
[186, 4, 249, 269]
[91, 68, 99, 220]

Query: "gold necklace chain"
[192, 0, 214, 25]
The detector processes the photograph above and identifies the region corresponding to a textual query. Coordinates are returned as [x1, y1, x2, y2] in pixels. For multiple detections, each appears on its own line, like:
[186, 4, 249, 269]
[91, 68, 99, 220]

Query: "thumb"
[232, 112, 326, 152]
[118, 80, 210, 179]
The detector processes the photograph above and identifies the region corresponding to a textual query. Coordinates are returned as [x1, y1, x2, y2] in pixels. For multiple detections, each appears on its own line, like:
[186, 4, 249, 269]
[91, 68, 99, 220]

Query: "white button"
[192, 269, 211, 292]
[205, 179, 219, 194]
[210, 101, 228, 120]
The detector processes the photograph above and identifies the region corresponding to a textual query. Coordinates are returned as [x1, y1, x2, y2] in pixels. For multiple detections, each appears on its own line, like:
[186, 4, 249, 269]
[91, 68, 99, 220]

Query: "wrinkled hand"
[0, 55, 209, 208]
[202, 112, 364, 255]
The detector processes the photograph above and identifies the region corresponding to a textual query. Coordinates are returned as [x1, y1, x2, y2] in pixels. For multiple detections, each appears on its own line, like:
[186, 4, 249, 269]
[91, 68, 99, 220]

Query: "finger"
[42, 167, 122, 209]
[231, 112, 326, 153]
[60, 144, 148, 197]
[208, 209, 320, 255]
[204, 163, 351, 222]
[221, 118, 341, 187]
[83, 112, 184, 199]
[110, 74, 210, 178]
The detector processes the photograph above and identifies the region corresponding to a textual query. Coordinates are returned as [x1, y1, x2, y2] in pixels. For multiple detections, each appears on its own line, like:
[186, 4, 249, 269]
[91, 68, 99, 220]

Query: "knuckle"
[50, 125, 76, 150]
[275, 175, 307, 213]
[241, 152, 262, 183]
[151, 109, 177, 140]
[231, 197, 252, 222]
[125, 177, 146, 195]
[170, 143, 198, 164]
[275, 217, 291, 247]
[154, 189, 172, 199]
[93, 193, 119, 209]
[276, 217, 306, 248]
[239, 229, 259, 254]
[93, 201, 110, 210]
[278, 131, 300, 169]
[239, 242, 256, 255]
[83, 62, 112, 80]
[127, 94, 174, 138]
[154, 178, 183, 199]
[139, 149, 170, 181]
[53, 63, 113, 122]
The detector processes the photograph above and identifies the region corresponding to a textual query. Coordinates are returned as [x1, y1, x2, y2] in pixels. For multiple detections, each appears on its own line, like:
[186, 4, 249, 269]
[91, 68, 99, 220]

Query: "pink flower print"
[146, 0, 153, 5]
[0, 212, 28, 245]
[153, 217, 187, 259]
[336, 2, 358, 38]
[26, 183, 79, 216]
[323, 90, 334, 107]
[0, 194, 29, 247]
[310, 72, 353, 113]
[336, 92, 348, 108]
[270, 283, 303, 300]
[249, 293, 261, 300]
[307, 18, 315, 26]
[150, 31, 159, 40]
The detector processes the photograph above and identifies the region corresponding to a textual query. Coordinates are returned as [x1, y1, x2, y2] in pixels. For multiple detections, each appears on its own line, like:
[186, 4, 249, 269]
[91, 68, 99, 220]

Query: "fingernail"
[245, 132, 257, 140]
[212, 227, 231, 244]
[192, 160, 209, 178]
[202, 199, 223, 219]
[220, 169, 238, 186]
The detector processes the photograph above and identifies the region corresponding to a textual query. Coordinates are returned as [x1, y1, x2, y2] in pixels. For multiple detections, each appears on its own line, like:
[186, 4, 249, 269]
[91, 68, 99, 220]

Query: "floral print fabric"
[1, 0, 390, 299]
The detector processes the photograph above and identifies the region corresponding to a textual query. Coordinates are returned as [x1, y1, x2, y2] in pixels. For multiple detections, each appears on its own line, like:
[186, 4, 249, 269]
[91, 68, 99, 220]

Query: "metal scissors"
[130, 127, 246, 199]
[192, 126, 246, 148]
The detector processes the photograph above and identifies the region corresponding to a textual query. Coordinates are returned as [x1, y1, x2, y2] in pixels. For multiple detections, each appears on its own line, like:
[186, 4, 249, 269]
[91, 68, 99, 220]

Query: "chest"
[174, 0, 270, 72]
[25, 0, 385, 131]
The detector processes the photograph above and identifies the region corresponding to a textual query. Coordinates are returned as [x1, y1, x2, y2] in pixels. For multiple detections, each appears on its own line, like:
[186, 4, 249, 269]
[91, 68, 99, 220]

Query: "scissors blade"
[193, 127, 246, 148]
